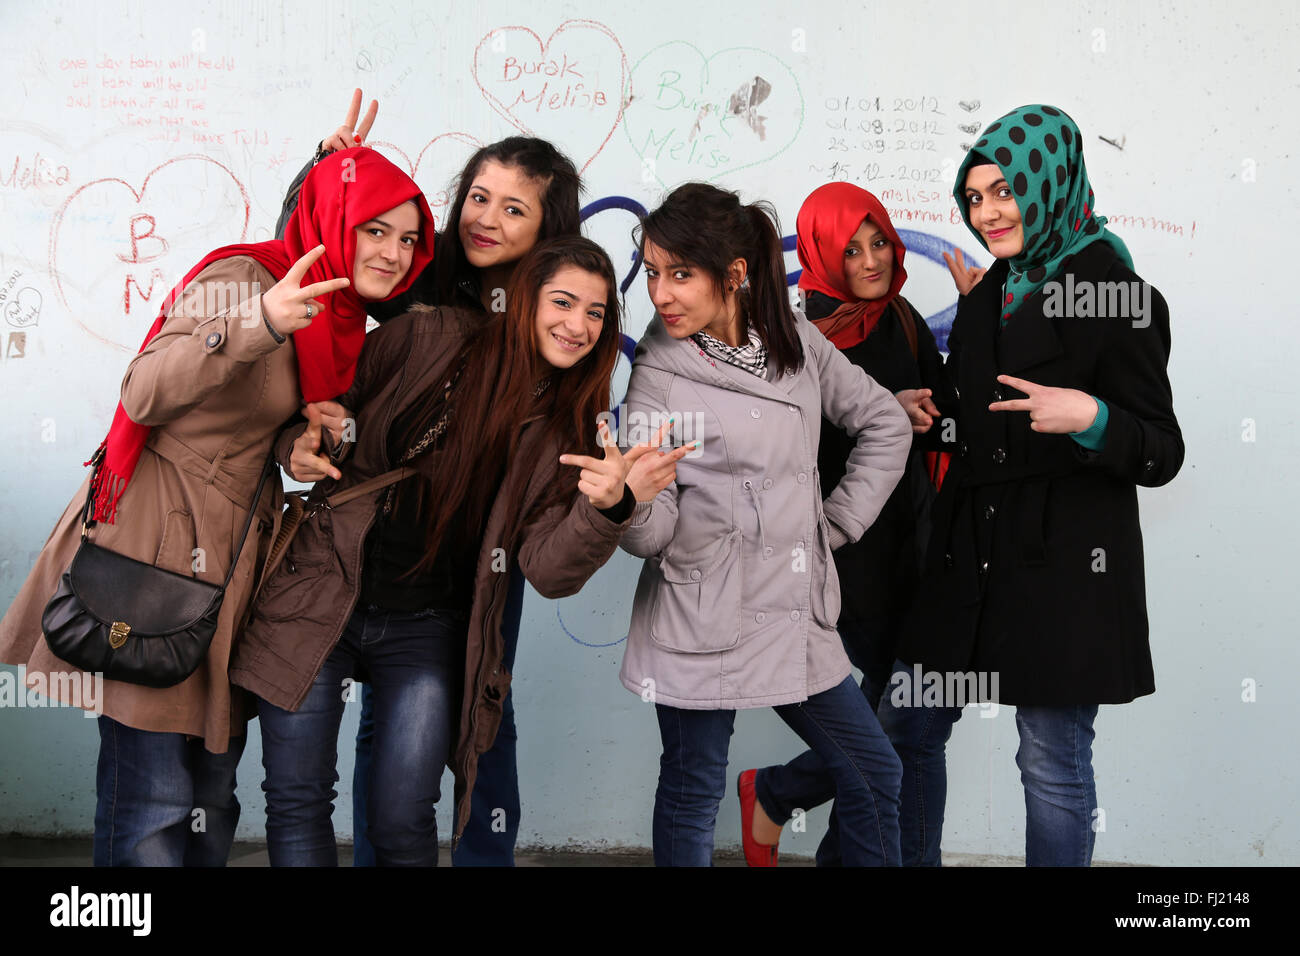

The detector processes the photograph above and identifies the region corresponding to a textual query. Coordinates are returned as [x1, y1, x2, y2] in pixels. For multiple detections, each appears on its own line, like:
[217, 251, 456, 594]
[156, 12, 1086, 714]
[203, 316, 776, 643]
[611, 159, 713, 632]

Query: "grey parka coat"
[618, 314, 912, 709]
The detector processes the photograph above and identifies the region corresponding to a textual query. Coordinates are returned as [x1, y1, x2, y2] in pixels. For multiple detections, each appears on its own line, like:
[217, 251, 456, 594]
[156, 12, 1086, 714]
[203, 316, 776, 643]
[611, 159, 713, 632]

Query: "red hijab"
[89, 147, 436, 522]
[796, 182, 907, 349]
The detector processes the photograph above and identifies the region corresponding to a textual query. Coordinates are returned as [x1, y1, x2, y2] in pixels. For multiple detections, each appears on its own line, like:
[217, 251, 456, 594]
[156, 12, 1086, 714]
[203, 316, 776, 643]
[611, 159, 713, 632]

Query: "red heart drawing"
[472, 19, 628, 174]
[369, 133, 485, 233]
[48, 155, 249, 351]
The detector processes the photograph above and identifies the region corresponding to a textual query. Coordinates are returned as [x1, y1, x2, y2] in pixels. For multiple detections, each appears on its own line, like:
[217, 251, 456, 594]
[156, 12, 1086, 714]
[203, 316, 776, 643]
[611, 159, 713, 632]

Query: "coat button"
[980, 561, 990, 573]
[763, 546, 773, 557]
[762, 478, 773, 489]
[787, 405, 797, 413]
[750, 408, 761, 419]
[789, 610, 800, 621]
[797, 540, 805, 550]
[205, 331, 223, 348]
[959, 441, 969, 457]
[984, 504, 996, 519]
[1144, 459, 1155, 470]
[755, 611, 766, 624]
[991, 385, 1004, 402]
[993, 447, 1007, 464]
[944, 553, 953, 568]
[797, 472, 807, 483]
[690, 569, 701, 581]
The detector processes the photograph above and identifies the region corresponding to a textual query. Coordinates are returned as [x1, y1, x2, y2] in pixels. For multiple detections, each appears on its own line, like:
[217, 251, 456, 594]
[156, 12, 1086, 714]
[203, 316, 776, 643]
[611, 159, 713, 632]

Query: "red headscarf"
[796, 182, 907, 350]
[89, 147, 436, 522]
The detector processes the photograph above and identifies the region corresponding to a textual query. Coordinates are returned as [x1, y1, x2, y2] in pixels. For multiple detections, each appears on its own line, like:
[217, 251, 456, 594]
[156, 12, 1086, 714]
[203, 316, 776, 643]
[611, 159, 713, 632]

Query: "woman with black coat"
[878, 104, 1184, 866]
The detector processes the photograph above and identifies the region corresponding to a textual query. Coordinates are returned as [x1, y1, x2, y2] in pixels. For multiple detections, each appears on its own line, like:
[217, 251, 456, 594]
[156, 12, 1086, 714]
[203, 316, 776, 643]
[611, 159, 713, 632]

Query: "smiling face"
[964, 163, 1025, 258]
[842, 219, 894, 301]
[458, 159, 546, 273]
[534, 265, 608, 370]
[642, 239, 744, 342]
[351, 201, 421, 300]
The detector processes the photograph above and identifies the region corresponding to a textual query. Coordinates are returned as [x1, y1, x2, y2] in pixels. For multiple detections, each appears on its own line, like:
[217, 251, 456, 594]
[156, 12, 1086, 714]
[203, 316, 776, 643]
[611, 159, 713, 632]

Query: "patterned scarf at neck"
[955, 104, 1133, 323]
[691, 326, 768, 379]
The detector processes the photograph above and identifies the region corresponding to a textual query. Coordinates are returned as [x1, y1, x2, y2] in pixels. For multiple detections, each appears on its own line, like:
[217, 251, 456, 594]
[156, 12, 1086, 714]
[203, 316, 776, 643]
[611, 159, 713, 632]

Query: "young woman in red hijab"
[0, 147, 434, 867]
[737, 182, 956, 866]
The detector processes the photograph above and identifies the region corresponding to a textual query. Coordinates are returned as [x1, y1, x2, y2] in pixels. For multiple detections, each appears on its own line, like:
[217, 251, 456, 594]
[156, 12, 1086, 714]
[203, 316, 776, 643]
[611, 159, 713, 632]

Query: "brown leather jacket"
[229, 306, 629, 840]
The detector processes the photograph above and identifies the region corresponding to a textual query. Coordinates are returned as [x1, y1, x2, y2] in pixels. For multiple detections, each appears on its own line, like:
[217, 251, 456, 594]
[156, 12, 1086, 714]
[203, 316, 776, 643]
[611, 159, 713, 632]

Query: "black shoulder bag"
[40, 450, 277, 688]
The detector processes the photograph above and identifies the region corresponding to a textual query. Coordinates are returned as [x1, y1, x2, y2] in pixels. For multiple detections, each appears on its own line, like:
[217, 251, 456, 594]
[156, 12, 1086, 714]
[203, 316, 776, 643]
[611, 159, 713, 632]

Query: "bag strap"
[80, 447, 278, 592]
[893, 298, 919, 360]
[320, 465, 416, 509]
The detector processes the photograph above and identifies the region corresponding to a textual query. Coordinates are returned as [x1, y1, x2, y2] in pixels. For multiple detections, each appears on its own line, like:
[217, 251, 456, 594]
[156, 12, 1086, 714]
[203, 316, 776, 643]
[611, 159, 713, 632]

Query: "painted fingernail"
[353, 133, 361, 144]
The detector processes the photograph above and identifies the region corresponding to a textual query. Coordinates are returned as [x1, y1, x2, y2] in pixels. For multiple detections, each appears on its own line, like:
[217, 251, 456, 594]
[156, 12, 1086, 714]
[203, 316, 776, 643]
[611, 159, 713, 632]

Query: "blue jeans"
[753, 618, 892, 866]
[257, 604, 466, 866]
[876, 661, 1100, 866]
[653, 674, 902, 867]
[352, 568, 525, 867]
[875, 663, 961, 866]
[93, 716, 245, 867]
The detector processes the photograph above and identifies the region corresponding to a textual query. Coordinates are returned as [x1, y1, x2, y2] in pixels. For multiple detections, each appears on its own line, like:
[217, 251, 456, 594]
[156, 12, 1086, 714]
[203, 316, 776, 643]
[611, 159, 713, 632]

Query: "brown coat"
[229, 306, 629, 840]
[0, 257, 298, 753]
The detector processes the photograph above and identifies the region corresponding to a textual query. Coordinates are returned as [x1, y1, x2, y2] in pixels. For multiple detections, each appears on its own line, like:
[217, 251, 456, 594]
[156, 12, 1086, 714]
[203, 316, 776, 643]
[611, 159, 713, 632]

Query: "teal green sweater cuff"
[1070, 397, 1109, 450]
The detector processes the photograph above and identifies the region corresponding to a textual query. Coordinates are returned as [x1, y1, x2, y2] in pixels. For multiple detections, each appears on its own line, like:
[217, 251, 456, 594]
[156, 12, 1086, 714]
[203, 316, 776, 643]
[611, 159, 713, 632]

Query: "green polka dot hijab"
[954, 104, 1133, 322]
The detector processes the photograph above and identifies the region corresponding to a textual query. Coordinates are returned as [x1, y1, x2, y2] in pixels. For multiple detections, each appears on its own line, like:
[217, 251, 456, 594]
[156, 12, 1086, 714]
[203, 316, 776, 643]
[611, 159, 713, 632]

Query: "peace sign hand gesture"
[625, 418, 697, 502]
[559, 418, 694, 510]
[260, 245, 350, 337]
[320, 88, 379, 154]
[988, 374, 1100, 434]
[943, 247, 987, 296]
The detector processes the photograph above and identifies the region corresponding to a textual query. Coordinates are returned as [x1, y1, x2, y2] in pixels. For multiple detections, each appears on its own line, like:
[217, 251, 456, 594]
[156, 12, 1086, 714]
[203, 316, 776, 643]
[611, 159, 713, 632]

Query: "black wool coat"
[896, 238, 1184, 705]
[808, 291, 956, 688]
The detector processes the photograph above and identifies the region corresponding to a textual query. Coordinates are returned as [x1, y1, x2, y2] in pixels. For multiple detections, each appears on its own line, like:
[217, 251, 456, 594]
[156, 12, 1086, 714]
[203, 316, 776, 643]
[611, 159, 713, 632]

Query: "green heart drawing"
[623, 41, 805, 189]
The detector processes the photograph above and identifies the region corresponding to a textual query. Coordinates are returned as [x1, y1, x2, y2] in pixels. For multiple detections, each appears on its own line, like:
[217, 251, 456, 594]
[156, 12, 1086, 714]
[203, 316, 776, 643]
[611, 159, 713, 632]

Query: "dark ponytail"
[742, 202, 802, 378]
[636, 182, 803, 378]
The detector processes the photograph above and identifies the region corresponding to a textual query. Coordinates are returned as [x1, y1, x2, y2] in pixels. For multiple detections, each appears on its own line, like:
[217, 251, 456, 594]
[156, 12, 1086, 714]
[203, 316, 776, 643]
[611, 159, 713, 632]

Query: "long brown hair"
[636, 181, 804, 378]
[432, 137, 583, 303]
[396, 236, 622, 575]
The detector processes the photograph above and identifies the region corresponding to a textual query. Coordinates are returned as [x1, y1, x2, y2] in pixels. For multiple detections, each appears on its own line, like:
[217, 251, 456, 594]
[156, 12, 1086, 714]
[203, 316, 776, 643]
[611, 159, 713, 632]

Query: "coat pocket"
[810, 511, 842, 628]
[248, 509, 337, 624]
[154, 509, 197, 576]
[649, 529, 743, 653]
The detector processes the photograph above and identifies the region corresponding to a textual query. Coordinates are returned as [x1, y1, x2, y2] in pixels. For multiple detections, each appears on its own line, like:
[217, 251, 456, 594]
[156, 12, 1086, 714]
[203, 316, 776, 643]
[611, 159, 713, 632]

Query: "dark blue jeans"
[875, 664, 961, 866]
[875, 662, 1101, 866]
[653, 674, 902, 867]
[352, 568, 525, 866]
[257, 603, 466, 866]
[93, 716, 245, 867]
[752, 617, 892, 866]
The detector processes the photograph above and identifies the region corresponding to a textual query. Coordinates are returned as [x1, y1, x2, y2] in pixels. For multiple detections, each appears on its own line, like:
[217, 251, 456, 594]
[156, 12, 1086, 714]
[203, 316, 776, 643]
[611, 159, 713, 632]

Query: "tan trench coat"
[0, 256, 298, 753]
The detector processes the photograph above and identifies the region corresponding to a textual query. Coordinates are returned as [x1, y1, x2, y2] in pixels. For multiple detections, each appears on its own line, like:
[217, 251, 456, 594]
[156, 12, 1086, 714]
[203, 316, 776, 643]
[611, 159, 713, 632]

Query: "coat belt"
[148, 430, 272, 513]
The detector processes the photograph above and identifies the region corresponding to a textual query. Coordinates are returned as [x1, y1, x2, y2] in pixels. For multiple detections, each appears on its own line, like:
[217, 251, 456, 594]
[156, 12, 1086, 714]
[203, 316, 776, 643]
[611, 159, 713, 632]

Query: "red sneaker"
[738, 769, 779, 867]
